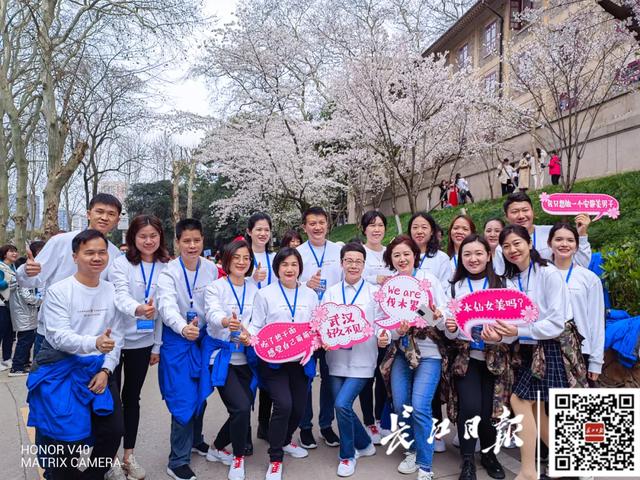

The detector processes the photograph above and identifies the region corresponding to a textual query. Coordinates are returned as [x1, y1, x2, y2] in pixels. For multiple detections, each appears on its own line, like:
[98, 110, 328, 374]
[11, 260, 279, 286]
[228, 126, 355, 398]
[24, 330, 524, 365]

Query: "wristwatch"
[100, 367, 112, 377]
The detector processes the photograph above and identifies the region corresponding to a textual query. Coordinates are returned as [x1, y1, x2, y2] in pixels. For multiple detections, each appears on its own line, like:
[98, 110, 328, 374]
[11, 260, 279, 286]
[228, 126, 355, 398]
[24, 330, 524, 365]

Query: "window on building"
[484, 71, 498, 95]
[458, 43, 471, 68]
[484, 21, 498, 56]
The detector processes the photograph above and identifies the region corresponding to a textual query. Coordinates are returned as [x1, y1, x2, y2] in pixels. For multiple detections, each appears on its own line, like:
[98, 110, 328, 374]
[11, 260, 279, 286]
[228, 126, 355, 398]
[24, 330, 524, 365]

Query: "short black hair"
[383, 235, 421, 271]
[29, 240, 46, 258]
[302, 206, 328, 225]
[340, 242, 366, 261]
[503, 191, 533, 213]
[88, 193, 122, 215]
[221, 239, 255, 277]
[360, 210, 387, 233]
[175, 218, 203, 240]
[0, 244, 17, 261]
[273, 247, 304, 279]
[72, 229, 108, 253]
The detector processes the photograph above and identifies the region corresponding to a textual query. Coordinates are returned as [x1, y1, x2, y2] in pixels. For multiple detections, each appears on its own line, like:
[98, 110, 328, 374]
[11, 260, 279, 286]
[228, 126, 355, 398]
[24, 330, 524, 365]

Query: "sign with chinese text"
[312, 303, 373, 350]
[540, 192, 619, 221]
[251, 322, 319, 365]
[374, 275, 435, 330]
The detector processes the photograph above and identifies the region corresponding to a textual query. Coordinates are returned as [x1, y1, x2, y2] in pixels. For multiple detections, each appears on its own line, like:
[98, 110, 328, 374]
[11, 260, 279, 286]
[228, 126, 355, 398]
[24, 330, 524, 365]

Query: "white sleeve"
[44, 288, 99, 355]
[574, 236, 592, 268]
[109, 259, 141, 318]
[152, 311, 163, 355]
[103, 301, 124, 372]
[156, 270, 187, 336]
[248, 292, 268, 336]
[587, 275, 605, 374]
[517, 269, 567, 340]
[205, 283, 228, 339]
[16, 238, 62, 289]
[437, 257, 452, 292]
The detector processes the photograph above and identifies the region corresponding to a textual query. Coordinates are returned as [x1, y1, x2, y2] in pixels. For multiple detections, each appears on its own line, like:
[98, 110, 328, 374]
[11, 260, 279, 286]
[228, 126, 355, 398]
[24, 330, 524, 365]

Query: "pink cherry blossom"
[363, 324, 374, 337]
[249, 335, 260, 347]
[414, 316, 427, 328]
[520, 305, 539, 323]
[312, 335, 323, 351]
[419, 279, 432, 293]
[448, 298, 462, 315]
[309, 319, 321, 332]
[373, 290, 386, 303]
[539, 192, 550, 203]
[606, 207, 620, 220]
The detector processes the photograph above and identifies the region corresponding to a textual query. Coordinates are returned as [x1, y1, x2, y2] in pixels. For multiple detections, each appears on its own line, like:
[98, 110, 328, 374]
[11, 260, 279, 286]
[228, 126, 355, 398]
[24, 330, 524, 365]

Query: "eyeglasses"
[343, 259, 365, 266]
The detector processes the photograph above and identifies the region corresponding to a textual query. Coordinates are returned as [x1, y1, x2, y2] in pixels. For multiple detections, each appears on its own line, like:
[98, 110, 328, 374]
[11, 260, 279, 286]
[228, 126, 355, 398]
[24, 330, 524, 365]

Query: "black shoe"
[257, 422, 269, 441]
[191, 441, 209, 456]
[167, 465, 197, 480]
[299, 428, 317, 449]
[320, 427, 340, 447]
[459, 457, 477, 480]
[244, 442, 253, 456]
[481, 452, 506, 479]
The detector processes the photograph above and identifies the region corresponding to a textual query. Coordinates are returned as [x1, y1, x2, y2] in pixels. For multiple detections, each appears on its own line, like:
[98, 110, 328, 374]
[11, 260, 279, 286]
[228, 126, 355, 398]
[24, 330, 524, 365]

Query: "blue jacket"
[605, 312, 640, 368]
[26, 354, 113, 442]
[159, 325, 202, 425]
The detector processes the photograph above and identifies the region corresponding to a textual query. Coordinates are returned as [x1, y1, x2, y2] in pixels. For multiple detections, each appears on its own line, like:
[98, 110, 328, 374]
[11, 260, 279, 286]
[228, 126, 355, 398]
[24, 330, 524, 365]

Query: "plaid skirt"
[513, 340, 568, 401]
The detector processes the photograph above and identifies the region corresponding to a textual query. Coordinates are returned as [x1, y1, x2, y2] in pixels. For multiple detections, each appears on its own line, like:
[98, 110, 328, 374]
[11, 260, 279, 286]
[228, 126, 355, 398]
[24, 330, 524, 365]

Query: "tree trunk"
[171, 159, 182, 253]
[0, 134, 9, 245]
[388, 169, 403, 235]
[186, 157, 196, 217]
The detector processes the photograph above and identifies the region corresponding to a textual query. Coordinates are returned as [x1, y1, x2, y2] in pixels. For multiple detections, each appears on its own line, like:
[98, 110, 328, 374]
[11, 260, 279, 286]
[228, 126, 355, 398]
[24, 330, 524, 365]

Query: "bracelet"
[100, 367, 112, 377]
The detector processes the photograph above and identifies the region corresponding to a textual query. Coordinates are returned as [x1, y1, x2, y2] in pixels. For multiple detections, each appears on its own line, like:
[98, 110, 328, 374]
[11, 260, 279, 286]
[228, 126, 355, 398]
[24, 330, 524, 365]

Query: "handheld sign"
[251, 322, 319, 365]
[312, 303, 374, 350]
[374, 275, 435, 330]
[539, 192, 619, 221]
[448, 289, 538, 340]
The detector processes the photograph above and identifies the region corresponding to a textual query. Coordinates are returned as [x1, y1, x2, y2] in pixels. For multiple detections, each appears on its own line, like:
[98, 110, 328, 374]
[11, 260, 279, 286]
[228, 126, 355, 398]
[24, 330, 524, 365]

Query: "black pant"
[214, 364, 253, 456]
[455, 359, 496, 456]
[42, 375, 125, 479]
[12, 329, 35, 370]
[431, 382, 443, 423]
[0, 305, 14, 361]
[258, 388, 272, 428]
[551, 174, 560, 185]
[114, 345, 152, 450]
[259, 361, 308, 462]
[500, 183, 510, 196]
[358, 347, 387, 425]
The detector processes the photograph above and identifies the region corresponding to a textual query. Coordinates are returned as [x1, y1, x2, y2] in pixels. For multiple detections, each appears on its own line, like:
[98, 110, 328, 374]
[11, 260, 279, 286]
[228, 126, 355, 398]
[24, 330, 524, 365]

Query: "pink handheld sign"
[251, 322, 319, 365]
[374, 274, 435, 330]
[539, 192, 619, 221]
[312, 303, 374, 350]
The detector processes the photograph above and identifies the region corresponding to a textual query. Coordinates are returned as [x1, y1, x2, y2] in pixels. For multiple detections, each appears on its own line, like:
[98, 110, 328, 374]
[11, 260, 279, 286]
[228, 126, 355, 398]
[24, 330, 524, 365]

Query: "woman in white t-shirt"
[407, 212, 450, 290]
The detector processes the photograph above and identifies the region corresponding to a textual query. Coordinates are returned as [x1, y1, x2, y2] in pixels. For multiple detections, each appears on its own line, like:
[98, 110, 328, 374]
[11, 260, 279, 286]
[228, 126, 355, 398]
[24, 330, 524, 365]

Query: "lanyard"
[278, 280, 298, 321]
[179, 257, 201, 309]
[254, 252, 272, 289]
[419, 253, 428, 269]
[533, 229, 537, 250]
[564, 263, 574, 284]
[226, 276, 246, 316]
[467, 277, 488, 293]
[517, 261, 533, 293]
[140, 262, 156, 303]
[309, 242, 327, 269]
[453, 254, 458, 268]
[342, 280, 365, 305]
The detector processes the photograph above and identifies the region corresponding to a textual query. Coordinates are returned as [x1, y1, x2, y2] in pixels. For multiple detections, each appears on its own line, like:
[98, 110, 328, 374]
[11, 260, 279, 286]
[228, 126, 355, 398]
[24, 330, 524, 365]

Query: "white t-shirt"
[363, 245, 392, 285]
[108, 255, 167, 352]
[42, 275, 122, 372]
[156, 257, 219, 336]
[205, 276, 259, 365]
[247, 250, 275, 290]
[297, 240, 343, 297]
[415, 250, 451, 291]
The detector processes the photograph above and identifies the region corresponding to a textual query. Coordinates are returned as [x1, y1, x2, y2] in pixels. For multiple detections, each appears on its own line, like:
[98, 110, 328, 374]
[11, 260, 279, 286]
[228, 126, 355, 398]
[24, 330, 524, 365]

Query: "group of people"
[439, 174, 475, 209]
[498, 150, 563, 195]
[7, 189, 605, 480]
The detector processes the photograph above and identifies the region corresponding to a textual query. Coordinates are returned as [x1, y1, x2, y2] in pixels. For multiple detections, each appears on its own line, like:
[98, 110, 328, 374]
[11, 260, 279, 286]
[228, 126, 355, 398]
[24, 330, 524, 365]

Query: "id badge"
[316, 278, 327, 299]
[230, 331, 242, 352]
[136, 318, 154, 332]
[470, 325, 485, 350]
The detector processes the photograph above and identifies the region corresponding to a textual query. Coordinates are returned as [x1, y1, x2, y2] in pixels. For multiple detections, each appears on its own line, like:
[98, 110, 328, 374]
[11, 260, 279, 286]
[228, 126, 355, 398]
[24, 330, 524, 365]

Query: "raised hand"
[307, 269, 322, 290]
[25, 247, 41, 277]
[96, 328, 115, 353]
[135, 298, 156, 319]
[182, 317, 200, 341]
[253, 262, 267, 282]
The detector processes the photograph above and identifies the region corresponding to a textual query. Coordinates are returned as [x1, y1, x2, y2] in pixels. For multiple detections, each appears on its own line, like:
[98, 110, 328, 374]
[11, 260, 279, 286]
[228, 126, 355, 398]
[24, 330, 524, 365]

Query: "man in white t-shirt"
[296, 207, 341, 450]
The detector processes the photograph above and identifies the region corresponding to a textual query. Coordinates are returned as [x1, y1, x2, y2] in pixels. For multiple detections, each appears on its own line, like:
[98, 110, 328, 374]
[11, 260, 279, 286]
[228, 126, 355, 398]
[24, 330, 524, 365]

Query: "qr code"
[549, 388, 640, 477]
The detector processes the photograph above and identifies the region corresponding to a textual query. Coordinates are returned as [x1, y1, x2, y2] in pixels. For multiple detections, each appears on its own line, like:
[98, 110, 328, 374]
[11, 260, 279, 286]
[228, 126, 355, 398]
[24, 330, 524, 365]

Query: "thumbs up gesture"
[253, 261, 267, 282]
[228, 310, 242, 332]
[96, 328, 116, 353]
[135, 298, 156, 319]
[378, 329, 390, 348]
[182, 317, 200, 341]
[25, 247, 41, 277]
[307, 269, 322, 290]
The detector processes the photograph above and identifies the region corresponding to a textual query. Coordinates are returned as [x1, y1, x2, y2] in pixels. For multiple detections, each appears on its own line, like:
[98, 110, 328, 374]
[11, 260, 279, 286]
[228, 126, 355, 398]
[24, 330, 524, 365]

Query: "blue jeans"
[13, 329, 35, 370]
[168, 406, 206, 470]
[390, 354, 441, 472]
[330, 376, 372, 460]
[300, 349, 334, 430]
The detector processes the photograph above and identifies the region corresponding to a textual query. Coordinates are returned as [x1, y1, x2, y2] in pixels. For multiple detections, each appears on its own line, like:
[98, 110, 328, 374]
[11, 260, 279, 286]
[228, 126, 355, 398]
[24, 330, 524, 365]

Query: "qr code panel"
[549, 388, 640, 477]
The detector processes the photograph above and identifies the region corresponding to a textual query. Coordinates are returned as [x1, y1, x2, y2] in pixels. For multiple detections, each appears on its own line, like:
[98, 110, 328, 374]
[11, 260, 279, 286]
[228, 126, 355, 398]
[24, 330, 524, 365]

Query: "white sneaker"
[228, 456, 245, 480]
[104, 465, 127, 480]
[337, 458, 356, 477]
[283, 442, 308, 458]
[206, 448, 233, 465]
[265, 461, 282, 480]
[366, 424, 382, 445]
[355, 442, 376, 459]
[379, 427, 392, 438]
[398, 451, 418, 474]
[2, 359, 12, 368]
[434, 438, 446, 452]
[122, 455, 146, 479]
[0, 363, 8, 372]
[416, 469, 434, 480]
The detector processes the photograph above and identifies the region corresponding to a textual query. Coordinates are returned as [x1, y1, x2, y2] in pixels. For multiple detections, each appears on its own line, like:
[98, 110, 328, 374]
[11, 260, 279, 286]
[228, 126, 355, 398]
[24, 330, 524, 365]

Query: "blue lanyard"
[342, 280, 365, 305]
[278, 280, 298, 321]
[179, 257, 201, 308]
[565, 263, 574, 284]
[226, 276, 246, 315]
[419, 253, 428, 269]
[517, 261, 533, 293]
[254, 252, 272, 289]
[533, 229, 536, 250]
[453, 254, 458, 268]
[140, 262, 156, 303]
[467, 277, 488, 293]
[309, 242, 327, 269]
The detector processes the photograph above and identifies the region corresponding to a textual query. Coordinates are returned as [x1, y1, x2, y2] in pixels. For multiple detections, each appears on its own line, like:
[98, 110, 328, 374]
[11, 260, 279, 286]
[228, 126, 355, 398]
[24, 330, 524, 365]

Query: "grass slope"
[329, 171, 640, 251]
